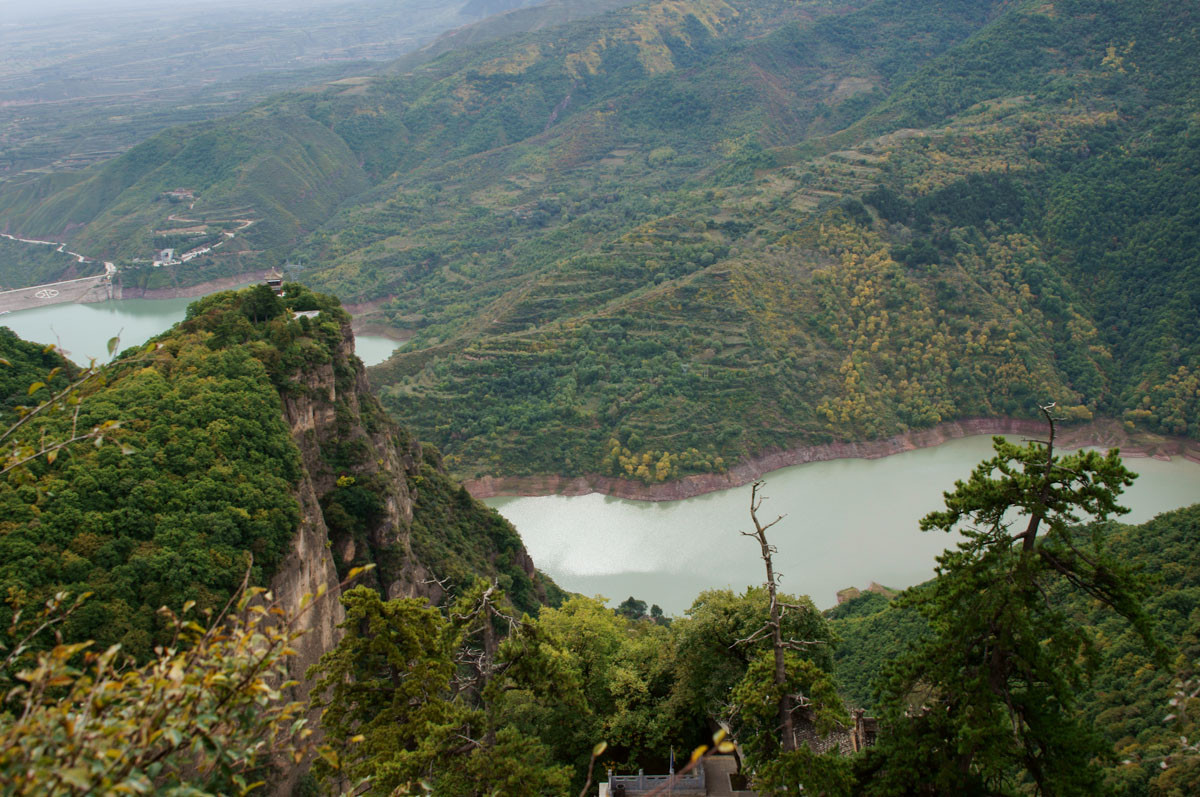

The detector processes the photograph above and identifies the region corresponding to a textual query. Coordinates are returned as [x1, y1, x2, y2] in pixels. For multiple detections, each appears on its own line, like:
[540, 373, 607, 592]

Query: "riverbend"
[486, 435, 1200, 615]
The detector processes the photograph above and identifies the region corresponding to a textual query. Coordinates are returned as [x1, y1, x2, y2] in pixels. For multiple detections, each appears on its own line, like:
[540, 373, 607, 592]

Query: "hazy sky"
[4, 0, 389, 22]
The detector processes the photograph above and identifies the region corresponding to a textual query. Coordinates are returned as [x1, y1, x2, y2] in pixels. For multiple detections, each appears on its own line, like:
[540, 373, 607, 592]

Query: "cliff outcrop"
[264, 288, 555, 685]
[3, 280, 555, 665]
[1, 283, 551, 684]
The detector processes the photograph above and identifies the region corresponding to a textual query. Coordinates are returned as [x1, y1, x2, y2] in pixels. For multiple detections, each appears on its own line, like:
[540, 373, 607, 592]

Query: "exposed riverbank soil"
[112, 270, 270, 300]
[341, 295, 395, 316]
[349, 321, 412, 342]
[464, 418, 1200, 502]
[343, 296, 415, 342]
[0, 274, 114, 313]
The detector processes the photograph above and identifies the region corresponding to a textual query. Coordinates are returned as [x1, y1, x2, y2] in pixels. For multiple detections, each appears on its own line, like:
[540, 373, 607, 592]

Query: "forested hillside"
[1, 0, 1197, 486]
[0, 286, 556, 662]
[362, 0, 1200, 481]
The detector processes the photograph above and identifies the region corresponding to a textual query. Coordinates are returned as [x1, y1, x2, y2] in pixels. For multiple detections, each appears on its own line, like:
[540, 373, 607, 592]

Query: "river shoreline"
[465, 418, 1200, 502]
[350, 321, 412, 342]
[10, 266, 1196, 506]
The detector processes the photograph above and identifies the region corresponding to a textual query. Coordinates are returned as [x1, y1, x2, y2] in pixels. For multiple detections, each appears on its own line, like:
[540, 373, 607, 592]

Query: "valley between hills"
[2, 0, 1200, 794]
[4, 0, 1198, 492]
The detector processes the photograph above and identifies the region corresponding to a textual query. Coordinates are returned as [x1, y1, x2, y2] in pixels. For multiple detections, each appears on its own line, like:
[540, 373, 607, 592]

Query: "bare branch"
[1, 431, 101, 477]
[743, 480, 801, 751]
[732, 623, 773, 648]
[421, 572, 451, 591]
[782, 638, 826, 648]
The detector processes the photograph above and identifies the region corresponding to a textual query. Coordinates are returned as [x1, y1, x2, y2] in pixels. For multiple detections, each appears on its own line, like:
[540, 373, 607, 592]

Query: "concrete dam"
[0, 274, 118, 314]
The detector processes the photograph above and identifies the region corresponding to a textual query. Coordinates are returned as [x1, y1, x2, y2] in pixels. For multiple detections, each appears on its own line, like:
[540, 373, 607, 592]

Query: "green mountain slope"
[359, 0, 1200, 480]
[0, 108, 371, 286]
[0, 235, 103, 290]
[0, 287, 556, 661]
[1, 0, 1197, 483]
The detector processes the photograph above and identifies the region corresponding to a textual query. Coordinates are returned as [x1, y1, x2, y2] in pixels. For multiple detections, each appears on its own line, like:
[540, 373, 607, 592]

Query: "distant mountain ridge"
[394, 0, 646, 70]
[0, 0, 576, 181]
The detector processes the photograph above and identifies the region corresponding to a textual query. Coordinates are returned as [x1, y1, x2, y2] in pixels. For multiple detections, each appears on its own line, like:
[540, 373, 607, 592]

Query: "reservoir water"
[4, 297, 1196, 616]
[486, 436, 1200, 615]
[354, 334, 402, 366]
[1, 296, 197, 365]
[1, 296, 401, 367]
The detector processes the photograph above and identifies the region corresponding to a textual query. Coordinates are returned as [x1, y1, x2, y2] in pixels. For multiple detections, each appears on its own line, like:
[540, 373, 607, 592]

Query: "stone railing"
[606, 766, 706, 795]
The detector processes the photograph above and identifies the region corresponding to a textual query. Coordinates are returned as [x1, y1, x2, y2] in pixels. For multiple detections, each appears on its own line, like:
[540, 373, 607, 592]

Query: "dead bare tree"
[738, 480, 802, 752]
[448, 580, 521, 724]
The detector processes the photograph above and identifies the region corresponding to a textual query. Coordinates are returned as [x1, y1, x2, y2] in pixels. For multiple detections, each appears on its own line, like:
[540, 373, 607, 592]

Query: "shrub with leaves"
[0, 575, 333, 795]
[308, 582, 574, 796]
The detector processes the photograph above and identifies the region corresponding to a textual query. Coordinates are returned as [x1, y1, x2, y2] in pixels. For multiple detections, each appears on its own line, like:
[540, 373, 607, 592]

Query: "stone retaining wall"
[0, 275, 114, 313]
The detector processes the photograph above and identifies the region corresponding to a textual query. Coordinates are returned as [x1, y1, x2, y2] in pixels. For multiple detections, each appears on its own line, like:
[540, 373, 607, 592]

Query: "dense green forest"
[5, 0, 1195, 483]
[0, 286, 552, 662]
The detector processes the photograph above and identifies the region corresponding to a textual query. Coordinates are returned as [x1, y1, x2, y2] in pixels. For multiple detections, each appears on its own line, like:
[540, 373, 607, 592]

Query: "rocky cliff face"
[269, 314, 552, 683]
[261, 305, 554, 794]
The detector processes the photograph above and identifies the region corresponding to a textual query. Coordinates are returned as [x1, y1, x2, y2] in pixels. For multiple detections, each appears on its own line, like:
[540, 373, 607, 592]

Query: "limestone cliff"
[269, 304, 555, 683]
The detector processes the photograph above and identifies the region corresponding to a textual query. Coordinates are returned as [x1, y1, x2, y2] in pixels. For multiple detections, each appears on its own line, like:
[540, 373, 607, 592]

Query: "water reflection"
[354, 334, 402, 366]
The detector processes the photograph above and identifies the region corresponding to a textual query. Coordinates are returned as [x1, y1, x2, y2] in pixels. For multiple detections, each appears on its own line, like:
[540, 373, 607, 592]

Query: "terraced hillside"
[353, 0, 1200, 480]
[1, 0, 1197, 483]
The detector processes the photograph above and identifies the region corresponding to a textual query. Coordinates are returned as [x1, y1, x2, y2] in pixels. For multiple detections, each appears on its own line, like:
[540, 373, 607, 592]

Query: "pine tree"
[864, 406, 1165, 795]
